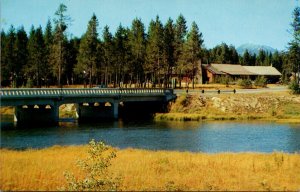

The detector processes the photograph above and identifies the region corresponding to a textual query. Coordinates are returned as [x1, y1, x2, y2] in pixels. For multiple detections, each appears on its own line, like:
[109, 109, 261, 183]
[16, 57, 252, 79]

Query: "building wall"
[203, 69, 215, 83]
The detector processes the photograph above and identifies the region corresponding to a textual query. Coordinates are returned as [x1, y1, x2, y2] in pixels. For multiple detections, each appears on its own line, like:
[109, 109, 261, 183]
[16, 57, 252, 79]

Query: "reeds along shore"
[1, 146, 300, 191]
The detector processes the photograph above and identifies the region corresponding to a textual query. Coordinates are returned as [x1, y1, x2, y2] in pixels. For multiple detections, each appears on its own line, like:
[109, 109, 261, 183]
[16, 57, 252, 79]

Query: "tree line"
[1, 4, 299, 88]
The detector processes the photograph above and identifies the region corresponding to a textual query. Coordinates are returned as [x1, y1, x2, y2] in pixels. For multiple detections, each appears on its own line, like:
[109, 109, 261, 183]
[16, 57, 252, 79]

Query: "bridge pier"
[15, 104, 59, 125]
[113, 102, 119, 119]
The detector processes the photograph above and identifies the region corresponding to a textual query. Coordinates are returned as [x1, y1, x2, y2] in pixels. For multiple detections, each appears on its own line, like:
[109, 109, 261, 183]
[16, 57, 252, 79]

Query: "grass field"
[1, 146, 300, 191]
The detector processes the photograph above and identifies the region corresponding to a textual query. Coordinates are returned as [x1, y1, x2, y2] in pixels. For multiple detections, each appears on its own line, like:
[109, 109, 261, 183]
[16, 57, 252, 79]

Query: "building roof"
[203, 64, 282, 76]
[203, 64, 226, 75]
[209, 64, 255, 75]
[243, 66, 281, 76]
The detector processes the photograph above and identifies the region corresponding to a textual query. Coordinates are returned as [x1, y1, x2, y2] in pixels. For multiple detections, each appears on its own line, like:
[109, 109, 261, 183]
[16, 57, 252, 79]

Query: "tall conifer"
[75, 14, 99, 88]
[183, 21, 203, 89]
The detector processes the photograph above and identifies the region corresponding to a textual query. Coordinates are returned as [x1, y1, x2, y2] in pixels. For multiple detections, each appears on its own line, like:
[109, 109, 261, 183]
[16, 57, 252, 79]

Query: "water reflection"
[1, 120, 300, 153]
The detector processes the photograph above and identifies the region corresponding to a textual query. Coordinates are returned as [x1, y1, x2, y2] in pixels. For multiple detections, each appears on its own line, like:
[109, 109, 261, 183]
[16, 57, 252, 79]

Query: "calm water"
[1, 120, 300, 153]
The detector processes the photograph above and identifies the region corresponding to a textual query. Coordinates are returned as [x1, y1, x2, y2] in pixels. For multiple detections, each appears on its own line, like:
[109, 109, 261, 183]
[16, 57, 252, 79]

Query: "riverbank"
[1, 145, 299, 191]
[155, 92, 300, 123]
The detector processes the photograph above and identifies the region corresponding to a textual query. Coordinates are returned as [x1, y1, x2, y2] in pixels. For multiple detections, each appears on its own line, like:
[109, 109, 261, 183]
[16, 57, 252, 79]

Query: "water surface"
[1, 120, 300, 153]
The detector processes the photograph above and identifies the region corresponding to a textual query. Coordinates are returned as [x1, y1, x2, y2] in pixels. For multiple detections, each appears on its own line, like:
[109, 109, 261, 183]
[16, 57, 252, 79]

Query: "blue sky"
[1, 0, 299, 50]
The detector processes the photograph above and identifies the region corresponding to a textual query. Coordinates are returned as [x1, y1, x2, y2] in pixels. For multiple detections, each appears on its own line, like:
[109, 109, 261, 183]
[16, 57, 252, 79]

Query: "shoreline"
[1, 143, 300, 153]
[1, 113, 300, 125]
[154, 112, 300, 123]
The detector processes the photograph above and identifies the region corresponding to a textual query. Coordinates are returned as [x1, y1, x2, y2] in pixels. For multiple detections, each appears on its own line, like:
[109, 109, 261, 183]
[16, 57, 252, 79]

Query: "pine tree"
[2, 26, 16, 87]
[66, 37, 80, 85]
[102, 25, 114, 87]
[44, 19, 53, 86]
[44, 19, 53, 47]
[272, 51, 283, 72]
[250, 53, 257, 66]
[51, 3, 71, 87]
[263, 52, 272, 66]
[174, 14, 187, 88]
[282, 52, 292, 83]
[145, 16, 163, 87]
[183, 21, 203, 89]
[26, 26, 46, 87]
[114, 24, 131, 87]
[288, 6, 300, 84]
[14, 26, 28, 87]
[1, 30, 9, 85]
[256, 50, 266, 66]
[242, 50, 251, 66]
[129, 18, 146, 87]
[229, 45, 239, 64]
[75, 14, 99, 88]
[211, 44, 241, 65]
[162, 18, 175, 87]
[95, 41, 105, 86]
[220, 43, 230, 63]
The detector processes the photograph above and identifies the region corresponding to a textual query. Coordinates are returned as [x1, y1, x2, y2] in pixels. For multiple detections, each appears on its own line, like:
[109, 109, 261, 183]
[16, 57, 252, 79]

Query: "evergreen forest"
[1, 4, 299, 88]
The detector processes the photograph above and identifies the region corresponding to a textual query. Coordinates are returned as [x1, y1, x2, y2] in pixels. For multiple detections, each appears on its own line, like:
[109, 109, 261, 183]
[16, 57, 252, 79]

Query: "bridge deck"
[1, 88, 173, 98]
[0, 88, 176, 107]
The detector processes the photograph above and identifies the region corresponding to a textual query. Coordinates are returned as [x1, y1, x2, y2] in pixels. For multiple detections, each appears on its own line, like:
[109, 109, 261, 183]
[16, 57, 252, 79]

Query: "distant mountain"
[236, 43, 277, 55]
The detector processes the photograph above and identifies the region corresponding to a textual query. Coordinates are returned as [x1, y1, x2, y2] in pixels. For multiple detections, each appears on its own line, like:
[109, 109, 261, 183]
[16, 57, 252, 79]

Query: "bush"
[254, 76, 267, 87]
[289, 80, 300, 94]
[26, 78, 34, 88]
[179, 94, 190, 107]
[214, 76, 233, 85]
[237, 78, 252, 88]
[63, 139, 121, 191]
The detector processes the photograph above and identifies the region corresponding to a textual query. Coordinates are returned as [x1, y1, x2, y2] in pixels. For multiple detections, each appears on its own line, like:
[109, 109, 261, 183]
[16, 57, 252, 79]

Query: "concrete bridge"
[1, 88, 176, 124]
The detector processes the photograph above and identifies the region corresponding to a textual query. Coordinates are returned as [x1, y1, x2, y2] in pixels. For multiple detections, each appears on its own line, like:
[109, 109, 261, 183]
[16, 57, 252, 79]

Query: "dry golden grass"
[1, 146, 300, 191]
[159, 92, 300, 123]
[0, 106, 14, 114]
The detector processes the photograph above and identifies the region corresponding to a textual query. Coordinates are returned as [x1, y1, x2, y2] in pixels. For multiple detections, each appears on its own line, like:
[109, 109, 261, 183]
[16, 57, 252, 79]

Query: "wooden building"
[202, 63, 281, 83]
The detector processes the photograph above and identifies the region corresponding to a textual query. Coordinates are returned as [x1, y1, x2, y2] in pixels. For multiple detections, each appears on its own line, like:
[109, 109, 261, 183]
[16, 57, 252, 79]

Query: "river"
[1, 120, 300, 153]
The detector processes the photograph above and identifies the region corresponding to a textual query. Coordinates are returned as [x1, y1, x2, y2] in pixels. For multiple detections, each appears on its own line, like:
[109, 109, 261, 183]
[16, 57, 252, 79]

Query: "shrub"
[63, 139, 121, 191]
[214, 76, 233, 85]
[26, 78, 34, 88]
[237, 78, 252, 88]
[254, 76, 267, 87]
[289, 80, 300, 94]
[179, 94, 190, 107]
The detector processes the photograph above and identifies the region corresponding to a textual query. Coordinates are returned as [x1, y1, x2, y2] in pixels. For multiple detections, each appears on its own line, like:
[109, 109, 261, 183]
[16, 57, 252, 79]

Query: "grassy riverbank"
[155, 92, 300, 123]
[155, 113, 300, 123]
[1, 146, 299, 191]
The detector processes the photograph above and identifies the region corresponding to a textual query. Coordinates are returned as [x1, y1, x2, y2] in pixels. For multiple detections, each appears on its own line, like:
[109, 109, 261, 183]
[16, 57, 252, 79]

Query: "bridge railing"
[0, 88, 174, 98]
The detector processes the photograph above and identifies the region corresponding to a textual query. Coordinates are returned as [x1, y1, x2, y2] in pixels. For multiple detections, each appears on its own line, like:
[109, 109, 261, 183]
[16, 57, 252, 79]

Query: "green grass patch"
[282, 103, 300, 115]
